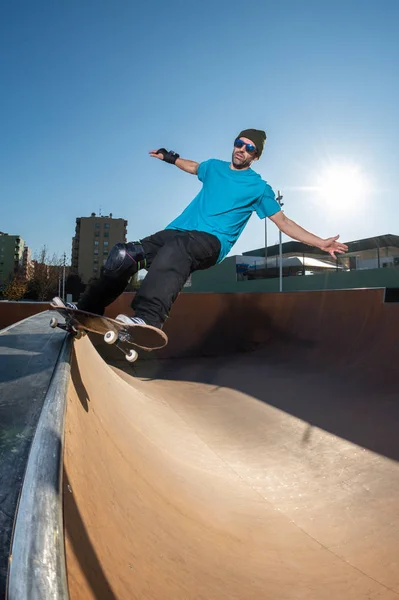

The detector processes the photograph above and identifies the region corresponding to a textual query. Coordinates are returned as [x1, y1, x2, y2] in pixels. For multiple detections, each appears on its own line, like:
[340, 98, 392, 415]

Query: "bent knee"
[104, 242, 146, 279]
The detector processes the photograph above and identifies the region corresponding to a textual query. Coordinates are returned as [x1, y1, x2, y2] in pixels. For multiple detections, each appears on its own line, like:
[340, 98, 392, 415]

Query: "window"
[94, 240, 99, 246]
[104, 241, 109, 247]
[94, 249, 98, 255]
[94, 231, 100, 237]
[104, 231, 109, 238]
[104, 223, 110, 229]
[95, 223, 100, 228]
[103, 250, 108, 255]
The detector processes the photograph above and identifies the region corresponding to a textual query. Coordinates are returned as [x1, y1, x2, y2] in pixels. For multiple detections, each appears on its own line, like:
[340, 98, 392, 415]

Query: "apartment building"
[0, 232, 26, 288]
[71, 213, 128, 283]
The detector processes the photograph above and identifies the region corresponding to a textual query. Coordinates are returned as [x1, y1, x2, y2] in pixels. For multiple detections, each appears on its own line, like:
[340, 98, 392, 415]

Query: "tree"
[65, 272, 86, 301]
[25, 246, 64, 301]
[4, 276, 27, 301]
[125, 272, 142, 292]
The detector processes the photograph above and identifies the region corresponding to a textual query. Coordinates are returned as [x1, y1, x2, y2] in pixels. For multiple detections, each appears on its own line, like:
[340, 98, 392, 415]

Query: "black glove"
[156, 148, 180, 165]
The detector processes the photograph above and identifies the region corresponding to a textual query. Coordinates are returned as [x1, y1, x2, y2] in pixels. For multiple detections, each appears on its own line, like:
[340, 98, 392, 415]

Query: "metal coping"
[7, 335, 73, 600]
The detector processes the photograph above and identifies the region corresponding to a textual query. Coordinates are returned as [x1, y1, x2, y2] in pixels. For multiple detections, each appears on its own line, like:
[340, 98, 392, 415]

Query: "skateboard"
[49, 297, 168, 363]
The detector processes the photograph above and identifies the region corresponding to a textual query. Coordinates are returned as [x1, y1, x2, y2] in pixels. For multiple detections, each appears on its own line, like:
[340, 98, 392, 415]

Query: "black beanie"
[237, 128, 267, 157]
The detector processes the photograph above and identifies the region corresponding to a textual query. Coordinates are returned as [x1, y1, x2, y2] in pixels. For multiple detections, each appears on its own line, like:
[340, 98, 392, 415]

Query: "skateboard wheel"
[75, 331, 83, 340]
[125, 349, 138, 363]
[50, 317, 58, 328]
[104, 330, 117, 344]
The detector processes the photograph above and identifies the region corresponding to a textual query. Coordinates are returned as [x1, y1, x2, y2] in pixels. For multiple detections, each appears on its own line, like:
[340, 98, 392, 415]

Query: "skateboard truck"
[50, 316, 87, 339]
[103, 329, 138, 362]
[50, 315, 138, 362]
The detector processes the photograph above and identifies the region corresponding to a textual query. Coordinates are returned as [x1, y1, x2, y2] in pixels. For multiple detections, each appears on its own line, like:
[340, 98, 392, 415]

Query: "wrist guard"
[156, 148, 180, 165]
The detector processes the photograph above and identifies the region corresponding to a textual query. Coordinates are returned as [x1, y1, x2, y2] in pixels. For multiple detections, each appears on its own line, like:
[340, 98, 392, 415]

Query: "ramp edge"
[0, 308, 51, 334]
[7, 335, 73, 600]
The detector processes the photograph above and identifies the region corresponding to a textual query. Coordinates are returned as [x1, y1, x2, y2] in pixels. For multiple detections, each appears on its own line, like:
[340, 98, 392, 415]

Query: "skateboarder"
[72, 128, 348, 329]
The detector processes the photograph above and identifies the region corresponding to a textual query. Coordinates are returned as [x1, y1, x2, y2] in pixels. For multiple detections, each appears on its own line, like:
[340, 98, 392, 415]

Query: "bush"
[4, 277, 27, 301]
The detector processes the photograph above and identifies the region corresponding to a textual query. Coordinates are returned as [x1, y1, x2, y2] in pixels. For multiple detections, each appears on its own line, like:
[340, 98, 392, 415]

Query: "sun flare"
[316, 164, 369, 208]
[314, 163, 369, 210]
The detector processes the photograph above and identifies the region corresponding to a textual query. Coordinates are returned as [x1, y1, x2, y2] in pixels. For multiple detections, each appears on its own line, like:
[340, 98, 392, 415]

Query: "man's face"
[231, 137, 258, 170]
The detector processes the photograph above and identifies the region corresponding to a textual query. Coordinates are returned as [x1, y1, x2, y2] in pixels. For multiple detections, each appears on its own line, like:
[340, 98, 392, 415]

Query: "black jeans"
[78, 229, 221, 327]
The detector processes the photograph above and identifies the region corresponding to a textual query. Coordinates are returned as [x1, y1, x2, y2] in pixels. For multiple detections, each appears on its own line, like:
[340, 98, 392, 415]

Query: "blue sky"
[1, 0, 398, 261]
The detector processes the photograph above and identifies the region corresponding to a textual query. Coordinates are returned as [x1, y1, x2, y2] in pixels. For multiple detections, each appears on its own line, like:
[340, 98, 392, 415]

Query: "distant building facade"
[0, 232, 27, 288]
[71, 213, 128, 284]
[22, 246, 34, 280]
[241, 234, 399, 280]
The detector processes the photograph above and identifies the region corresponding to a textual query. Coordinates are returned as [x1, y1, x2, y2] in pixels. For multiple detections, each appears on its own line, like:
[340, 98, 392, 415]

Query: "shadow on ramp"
[63, 469, 117, 600]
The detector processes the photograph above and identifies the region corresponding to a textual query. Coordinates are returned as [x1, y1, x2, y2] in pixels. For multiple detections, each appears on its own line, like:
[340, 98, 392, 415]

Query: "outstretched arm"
[175, 157, 199, 175]
[149, 149, 199, 175]
[269, 211, 348, 258]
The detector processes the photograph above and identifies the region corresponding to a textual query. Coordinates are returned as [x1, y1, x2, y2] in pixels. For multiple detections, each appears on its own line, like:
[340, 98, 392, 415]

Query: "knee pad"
[104, 241, 146, 279]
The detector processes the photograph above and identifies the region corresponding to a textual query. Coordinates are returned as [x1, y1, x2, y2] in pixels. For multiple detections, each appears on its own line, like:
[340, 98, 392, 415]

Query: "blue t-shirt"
[166, 159, 281, 262]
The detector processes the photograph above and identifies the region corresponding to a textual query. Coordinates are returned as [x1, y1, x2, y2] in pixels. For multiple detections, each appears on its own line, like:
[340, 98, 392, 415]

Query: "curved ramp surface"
[63, 290, 399, 599]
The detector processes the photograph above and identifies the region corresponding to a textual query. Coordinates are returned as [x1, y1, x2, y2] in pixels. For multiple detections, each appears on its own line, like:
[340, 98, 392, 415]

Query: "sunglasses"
[234, 139, 257, 154]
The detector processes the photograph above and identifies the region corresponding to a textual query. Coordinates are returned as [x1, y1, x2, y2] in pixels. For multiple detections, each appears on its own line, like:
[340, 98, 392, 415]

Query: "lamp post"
[276, 190, 284, 291]
[264, 218, 268, 270]
[62, 252, 66, 301]
[376, 238, 380, 268]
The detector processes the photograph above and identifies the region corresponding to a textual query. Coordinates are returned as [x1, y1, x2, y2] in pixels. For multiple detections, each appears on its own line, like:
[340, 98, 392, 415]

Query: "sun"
[314, 162, 370, 211]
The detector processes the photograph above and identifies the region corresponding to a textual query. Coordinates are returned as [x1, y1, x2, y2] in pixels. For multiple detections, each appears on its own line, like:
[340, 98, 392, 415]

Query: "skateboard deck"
[50, 297, 168, 362]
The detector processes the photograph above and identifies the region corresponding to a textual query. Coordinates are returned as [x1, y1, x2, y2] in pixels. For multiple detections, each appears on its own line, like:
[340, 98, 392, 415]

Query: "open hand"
[319, 235, 348, 259]
[149, 149, 165, 159]
[149, 148, 180, 165]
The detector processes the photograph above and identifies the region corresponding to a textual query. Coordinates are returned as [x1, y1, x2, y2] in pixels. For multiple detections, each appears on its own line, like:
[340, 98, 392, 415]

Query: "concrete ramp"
[63, 289, 399, 599]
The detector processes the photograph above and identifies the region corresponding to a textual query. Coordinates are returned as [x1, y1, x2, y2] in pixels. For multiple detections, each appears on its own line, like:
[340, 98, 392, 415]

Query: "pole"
[62, 252, 66, 301]
[276, 190, 284, 291]
[264, 218, 268, 270]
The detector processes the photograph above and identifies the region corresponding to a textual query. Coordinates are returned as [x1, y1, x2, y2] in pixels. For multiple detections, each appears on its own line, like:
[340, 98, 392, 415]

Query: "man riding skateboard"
[72, 128, 348, 329]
